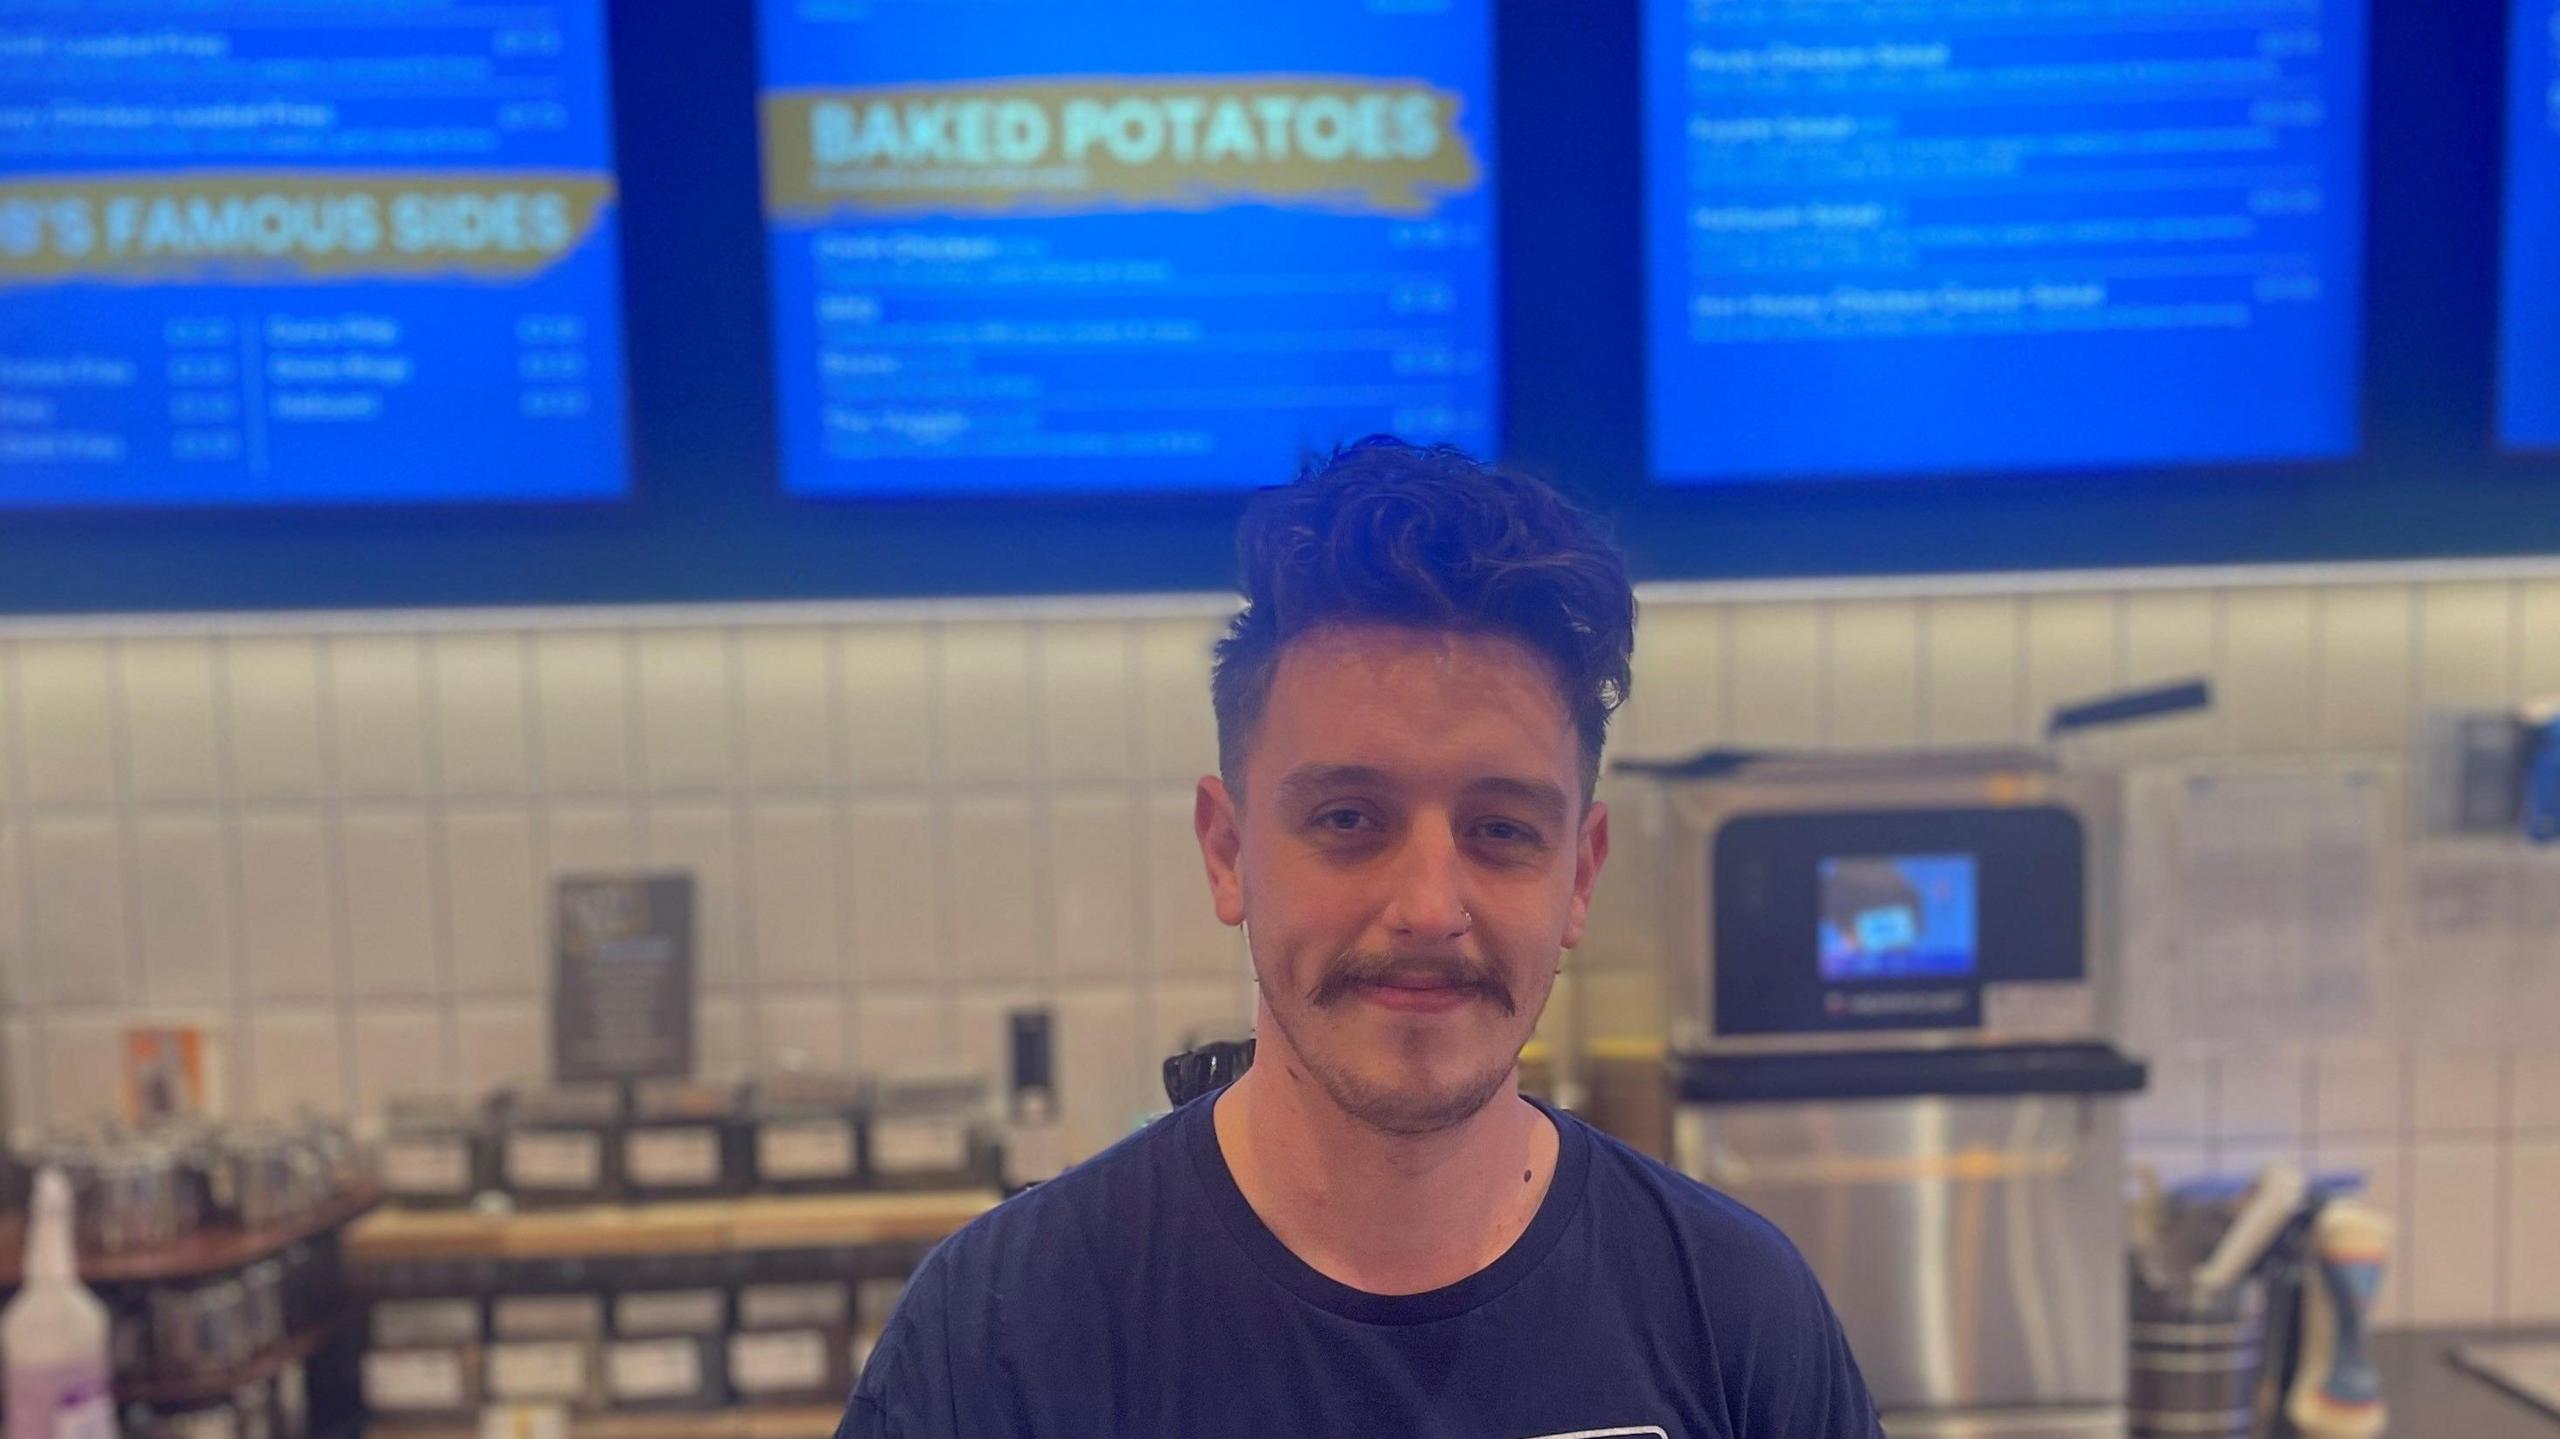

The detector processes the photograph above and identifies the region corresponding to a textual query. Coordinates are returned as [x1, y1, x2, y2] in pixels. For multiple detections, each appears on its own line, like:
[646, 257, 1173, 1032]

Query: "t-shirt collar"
[1177, 1084, 1593, 1327]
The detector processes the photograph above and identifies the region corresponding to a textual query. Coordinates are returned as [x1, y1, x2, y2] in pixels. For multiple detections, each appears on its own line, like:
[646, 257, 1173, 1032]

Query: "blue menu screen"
[1819, 853, 1979, 982]
[0, 3, 632, 507]
[2504, 0, 2560, 449]
[756, 0, 1498, 496]
[1644, 0, 2367, 483]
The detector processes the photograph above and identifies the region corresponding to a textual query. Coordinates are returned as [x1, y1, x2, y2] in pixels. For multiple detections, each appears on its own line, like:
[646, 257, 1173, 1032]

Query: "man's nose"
[1384, 824, 1471, 944]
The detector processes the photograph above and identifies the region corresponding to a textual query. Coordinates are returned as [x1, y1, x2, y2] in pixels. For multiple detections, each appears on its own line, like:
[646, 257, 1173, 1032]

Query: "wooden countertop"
[0, 1184, 377, 1288]
[346, 1188, 998, 1264]
[368, 1404, 842, 1439]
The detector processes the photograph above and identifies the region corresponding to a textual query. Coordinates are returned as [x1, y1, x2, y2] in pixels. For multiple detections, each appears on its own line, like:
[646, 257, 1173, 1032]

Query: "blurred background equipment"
[1619, 689, 2187, 1438]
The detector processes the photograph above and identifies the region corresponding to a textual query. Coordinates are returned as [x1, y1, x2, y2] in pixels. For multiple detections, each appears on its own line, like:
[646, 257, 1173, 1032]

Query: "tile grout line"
[721, 625, 758, 1066]
[1127, 622, 1159, 1117]
[517, 630, 558, 1079]
[622, 624, 649, 858]
[1812, 603, 1837, 749]
[104, 639, 147, 1029]
[2396, 584, 2422, 1312]
[2498, 578, 2527, 1307]
[417, 632, 461, 1110]
[2496, 1050, 2516, 1320]
[314, 636, 358, 1119]
[209, 635, 252, 1122]
[925, 620, 959, 1058]
[2308, 586, 2332, 752]
[621, 628, 652, 1085]
[1023, 622, 1060, 1043]
[1714, 605, 1737, 747]
[0, 640, 40, 1131]
[825, 624, 861, 1074]
[2009, 596, 2031, 744]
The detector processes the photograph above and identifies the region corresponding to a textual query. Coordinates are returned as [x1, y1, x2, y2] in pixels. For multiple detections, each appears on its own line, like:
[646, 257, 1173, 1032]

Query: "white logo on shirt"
[1518, 1429, 1669, 1439]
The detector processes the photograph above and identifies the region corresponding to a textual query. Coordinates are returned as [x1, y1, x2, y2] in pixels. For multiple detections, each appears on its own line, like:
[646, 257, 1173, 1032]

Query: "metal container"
[485, 1339, 601, 1408]
[152, 1274, 256, 1381]
[855, 1275, 907, 1334]
[360, 1346, 483, 1420]
[239, 1258, 288, 1352]
[608, 1250, 731, 1329]
[603, 1335, 725, 1410]
[379, 1094, 491, 1208]
[224, 1130, 304, 1230]
[107, 1287, 154, 1386]
[735, 1274, 850, 1332]
[727, 1327, 850, 1403]
[623, 1079, 743, 1200]
[491, 1280, 608, 1342]
[613, 1287, 728, 1338]
[749, 1072, 865, 1194]
[864, 1065, 993, 1190]
[145, 1401, 242, 1439]
[274, 1358, 310, 1439]
[232, 1375, 274, 1439]
[501, 1085, 623, 1206]
[83, 1142, 189, 1254]
[2128, 1271, 2268, 1439]
[373, 1296, 483, 1349]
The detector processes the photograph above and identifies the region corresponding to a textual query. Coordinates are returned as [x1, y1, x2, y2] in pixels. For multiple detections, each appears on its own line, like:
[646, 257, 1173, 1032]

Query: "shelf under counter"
[126, 1313, 348, 1408]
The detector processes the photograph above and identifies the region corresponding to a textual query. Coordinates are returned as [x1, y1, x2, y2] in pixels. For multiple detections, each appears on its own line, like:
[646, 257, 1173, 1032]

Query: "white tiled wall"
[2, 565, 2557, 1326]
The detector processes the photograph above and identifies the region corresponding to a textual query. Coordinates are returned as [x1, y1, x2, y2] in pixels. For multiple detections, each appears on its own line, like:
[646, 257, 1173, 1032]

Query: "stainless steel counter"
[2375, 1328, 2560, 1437]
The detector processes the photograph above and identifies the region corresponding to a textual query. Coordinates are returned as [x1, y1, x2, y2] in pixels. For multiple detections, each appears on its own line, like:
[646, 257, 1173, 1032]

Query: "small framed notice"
[553, 874, 695, 1083]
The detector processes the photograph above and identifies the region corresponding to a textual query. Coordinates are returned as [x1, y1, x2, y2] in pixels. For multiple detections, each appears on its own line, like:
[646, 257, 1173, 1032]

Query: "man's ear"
[1559, 799, 1610, 950]
[1196, 775, 1247, 927]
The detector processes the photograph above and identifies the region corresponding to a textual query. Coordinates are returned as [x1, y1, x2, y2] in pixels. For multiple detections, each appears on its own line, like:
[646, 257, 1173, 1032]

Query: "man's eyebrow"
[1269, 767, 1572, 825]
[1273, 764, 1395, 806]
[1464, 775, 1571, 827]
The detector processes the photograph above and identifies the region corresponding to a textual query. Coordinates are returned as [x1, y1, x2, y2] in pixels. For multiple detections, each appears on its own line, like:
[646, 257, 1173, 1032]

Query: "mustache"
[1309, 952, 1517, 1016]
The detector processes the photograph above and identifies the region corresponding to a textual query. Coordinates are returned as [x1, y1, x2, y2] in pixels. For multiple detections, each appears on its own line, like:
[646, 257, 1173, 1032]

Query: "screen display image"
[1643, 0, 2367, 482]
[0, 2, 633, 507]
[756, 0, 1497, 497]
[2505, 0, 2560, 449]
[1818, 853, 1979, 981]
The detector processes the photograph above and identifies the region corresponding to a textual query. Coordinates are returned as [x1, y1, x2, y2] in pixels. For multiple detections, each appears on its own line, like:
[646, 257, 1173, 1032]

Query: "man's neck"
[1211, 1039, 1560, 1297]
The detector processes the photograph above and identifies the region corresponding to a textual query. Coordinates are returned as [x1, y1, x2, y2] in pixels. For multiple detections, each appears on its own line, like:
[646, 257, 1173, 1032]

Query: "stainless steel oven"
[1634, 749, 2147, 1439]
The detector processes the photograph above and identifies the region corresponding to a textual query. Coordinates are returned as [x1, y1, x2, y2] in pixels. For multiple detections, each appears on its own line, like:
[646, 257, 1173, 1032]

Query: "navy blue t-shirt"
[839, 1094, 1883, 1438]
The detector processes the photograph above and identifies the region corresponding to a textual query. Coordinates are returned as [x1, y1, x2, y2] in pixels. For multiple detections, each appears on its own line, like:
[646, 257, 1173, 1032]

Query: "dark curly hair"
[1211, 436, 1636, 802]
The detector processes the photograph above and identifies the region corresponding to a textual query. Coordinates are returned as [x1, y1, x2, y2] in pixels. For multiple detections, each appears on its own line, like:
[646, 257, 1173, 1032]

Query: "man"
[841, 438, 1882, 1437]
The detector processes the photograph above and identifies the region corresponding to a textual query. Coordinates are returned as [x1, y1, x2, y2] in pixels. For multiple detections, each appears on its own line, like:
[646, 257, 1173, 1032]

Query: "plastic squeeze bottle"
[3, 1169, 114, 1439]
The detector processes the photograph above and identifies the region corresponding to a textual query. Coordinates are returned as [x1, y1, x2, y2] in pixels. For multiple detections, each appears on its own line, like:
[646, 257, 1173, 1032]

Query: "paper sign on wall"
[553, 874, 695, 1082]
[2120, 762, 2389, 1048]
[122, 1026, 211, 1123]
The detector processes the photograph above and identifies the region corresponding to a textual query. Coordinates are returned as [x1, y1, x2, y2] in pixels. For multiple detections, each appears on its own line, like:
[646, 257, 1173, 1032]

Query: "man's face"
[1195, 623, 1609, 1136]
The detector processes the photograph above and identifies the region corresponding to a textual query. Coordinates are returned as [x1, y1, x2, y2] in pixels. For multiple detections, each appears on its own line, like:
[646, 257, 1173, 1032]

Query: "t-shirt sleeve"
[835, 1255, 961, 1439]
[1722, 1224, 1887, 1439]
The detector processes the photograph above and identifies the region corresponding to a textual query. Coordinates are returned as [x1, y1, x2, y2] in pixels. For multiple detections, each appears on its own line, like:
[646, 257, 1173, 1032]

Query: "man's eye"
[1315, 808, 1374, 832]
[1475, 819, 1540, 845]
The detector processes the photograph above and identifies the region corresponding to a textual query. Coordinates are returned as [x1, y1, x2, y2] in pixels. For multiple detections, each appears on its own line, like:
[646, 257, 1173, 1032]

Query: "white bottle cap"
[26, 1167, 78, 1284]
